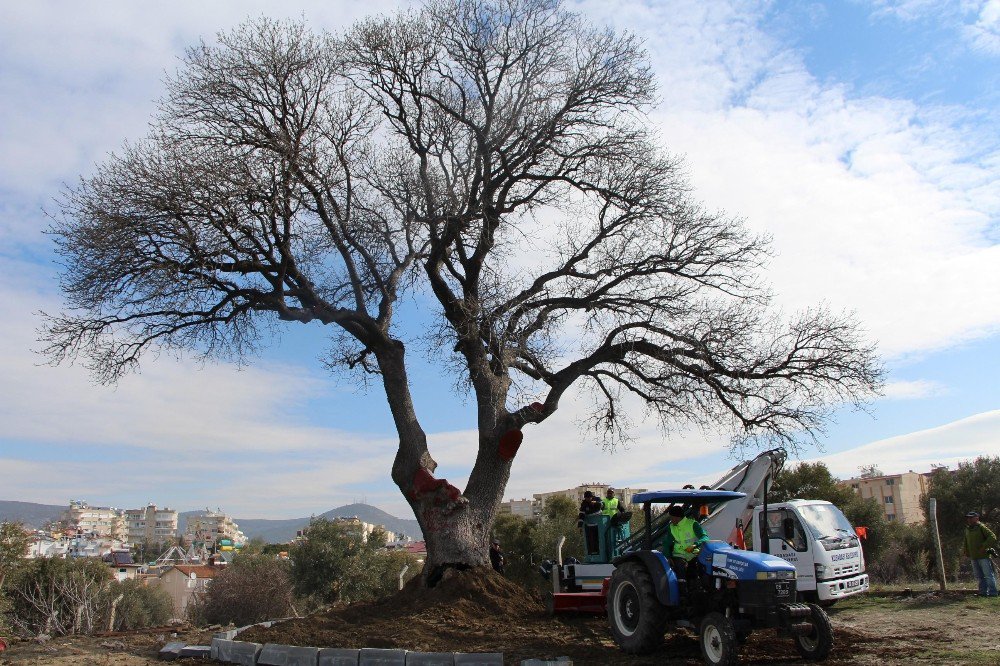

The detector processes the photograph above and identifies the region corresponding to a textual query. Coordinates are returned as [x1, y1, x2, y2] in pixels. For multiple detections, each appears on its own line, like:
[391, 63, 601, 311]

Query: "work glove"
[988, 547, 998, 558]
[685, 545, 696, 553]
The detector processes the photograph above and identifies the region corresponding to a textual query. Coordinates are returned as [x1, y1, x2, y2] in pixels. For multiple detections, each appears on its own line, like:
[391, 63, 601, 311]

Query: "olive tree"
[42, 0, 881, 580]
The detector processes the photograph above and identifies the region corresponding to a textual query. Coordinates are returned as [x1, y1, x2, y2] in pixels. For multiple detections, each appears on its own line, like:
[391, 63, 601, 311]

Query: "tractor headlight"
[756, 570, 795, 580]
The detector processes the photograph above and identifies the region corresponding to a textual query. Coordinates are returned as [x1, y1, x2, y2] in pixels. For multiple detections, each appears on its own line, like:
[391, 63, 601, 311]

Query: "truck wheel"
[795, 603, 834, 661]
[606, 561, 667, 653]
[700, 612, 739, 666]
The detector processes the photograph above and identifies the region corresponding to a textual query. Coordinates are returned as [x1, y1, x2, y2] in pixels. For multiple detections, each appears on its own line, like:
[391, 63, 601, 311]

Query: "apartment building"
[63, 500, 125, 539]
[840, 471, 929, 524]
[125, 504, 179, 545]
[499, 499, 537, 520]
[334, 516, 398, 544]
[496, 484, 652, 521]
[185, 509, 246, 548]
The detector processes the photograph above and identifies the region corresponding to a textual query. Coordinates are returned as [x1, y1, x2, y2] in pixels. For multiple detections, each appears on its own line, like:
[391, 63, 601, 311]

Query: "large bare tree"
[42, 0, 881, 578]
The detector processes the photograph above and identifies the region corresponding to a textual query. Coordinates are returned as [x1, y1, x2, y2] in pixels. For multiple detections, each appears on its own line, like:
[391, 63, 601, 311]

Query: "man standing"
[964, 511, 998, 597]
[489, 540, 505, 574]
[662, 505, 710, 580]
[601, 488, 620, 516]
[577, 491, 603, 527]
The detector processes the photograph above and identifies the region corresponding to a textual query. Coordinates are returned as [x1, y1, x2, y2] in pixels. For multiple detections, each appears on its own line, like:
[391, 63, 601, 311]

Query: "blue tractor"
[607, 489, 833, 666]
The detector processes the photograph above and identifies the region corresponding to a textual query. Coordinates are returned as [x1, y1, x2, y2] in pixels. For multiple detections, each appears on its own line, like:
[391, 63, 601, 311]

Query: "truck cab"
[751, 500, 868, 603]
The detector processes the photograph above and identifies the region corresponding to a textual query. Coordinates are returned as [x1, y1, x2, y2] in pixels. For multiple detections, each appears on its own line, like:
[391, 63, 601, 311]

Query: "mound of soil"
[240, 568, 865, 665]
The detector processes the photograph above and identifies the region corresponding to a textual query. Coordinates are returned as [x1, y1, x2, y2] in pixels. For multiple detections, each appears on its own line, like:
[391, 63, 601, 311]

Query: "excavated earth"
[4, 577, 998, 665]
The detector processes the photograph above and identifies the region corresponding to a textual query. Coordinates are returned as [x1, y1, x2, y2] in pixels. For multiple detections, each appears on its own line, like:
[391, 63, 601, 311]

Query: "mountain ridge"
[0, 500, 422, 543]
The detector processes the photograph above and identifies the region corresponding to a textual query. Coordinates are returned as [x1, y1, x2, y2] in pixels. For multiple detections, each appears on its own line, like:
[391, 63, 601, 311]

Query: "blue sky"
[0, 0, 997, 519]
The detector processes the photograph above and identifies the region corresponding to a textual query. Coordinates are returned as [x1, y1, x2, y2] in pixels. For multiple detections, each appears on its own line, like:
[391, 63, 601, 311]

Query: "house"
[103, 550, 142, 582]
[153, 564, 223, 619]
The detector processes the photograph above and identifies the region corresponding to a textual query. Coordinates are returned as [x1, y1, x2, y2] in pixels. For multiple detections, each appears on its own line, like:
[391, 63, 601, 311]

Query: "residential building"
[125, 504, 178, 545]
[840, 470, 930, 524]
[153, 564, 221, 619]
[63, 500, 125, 539]
[185, 509, 246, 548]
[533, 483, 648, 515]
[499, 499, 536, 520]
[103, 550, 142, 582]
[331, 516, 397, 544]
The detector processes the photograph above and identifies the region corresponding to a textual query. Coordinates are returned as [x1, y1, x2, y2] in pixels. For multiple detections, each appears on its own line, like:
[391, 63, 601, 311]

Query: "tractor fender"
[613, 550, 679, 606]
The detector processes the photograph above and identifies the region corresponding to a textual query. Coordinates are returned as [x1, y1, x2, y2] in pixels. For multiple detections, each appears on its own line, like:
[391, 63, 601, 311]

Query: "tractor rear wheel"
[794, 603, 834, 661]
[606, 561, 668, 653]
[699, 612, 739, 666]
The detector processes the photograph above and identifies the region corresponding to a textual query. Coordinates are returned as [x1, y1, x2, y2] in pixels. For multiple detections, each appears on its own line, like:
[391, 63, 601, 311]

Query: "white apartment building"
[125, 504, 179, 545]
[185, 509, 246, 547]
[332, 516, 397, 544]
[63, 500, 125, 539]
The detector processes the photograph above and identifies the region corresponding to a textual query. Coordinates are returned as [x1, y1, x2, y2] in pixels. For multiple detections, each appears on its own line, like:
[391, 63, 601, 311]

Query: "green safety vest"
[670, 517, 698, 561]
[602, 497, 619, 516]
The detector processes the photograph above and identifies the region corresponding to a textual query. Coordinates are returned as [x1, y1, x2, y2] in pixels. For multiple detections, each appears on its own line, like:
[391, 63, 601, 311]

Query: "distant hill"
[0, 500, 64, 528]
[181, 503, 422, 543]
[2, 500, 421, 544]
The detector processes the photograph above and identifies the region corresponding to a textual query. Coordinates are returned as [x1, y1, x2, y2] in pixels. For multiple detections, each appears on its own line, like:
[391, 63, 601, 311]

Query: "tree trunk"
[376, 341, 513, 582]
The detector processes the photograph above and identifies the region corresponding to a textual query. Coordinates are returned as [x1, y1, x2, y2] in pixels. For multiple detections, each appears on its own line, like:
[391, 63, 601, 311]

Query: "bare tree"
[42, 0, 881, 579]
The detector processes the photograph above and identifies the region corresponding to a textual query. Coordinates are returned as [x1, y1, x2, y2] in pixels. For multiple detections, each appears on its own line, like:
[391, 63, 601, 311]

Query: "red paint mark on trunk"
[498, 429, 523, 460]
[412, 468, 447, 496]
[529, 402, 544, 413]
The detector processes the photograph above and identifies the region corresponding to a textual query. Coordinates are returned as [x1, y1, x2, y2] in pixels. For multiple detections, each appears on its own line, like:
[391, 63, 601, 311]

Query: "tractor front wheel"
[794, 603, 834, 661]
[699, 612, 739, 666]
[606, 561, 668, 653]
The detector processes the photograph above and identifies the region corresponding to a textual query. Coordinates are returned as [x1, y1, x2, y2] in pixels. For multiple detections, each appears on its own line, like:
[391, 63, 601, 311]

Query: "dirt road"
[1, 588, 997, 665]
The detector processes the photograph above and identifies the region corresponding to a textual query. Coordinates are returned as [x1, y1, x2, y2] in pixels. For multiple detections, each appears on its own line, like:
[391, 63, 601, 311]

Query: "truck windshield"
[797, 504, 855, 540]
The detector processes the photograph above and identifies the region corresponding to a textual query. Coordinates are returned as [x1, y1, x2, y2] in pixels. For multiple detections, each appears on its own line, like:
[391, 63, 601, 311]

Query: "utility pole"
[929, 497, 947, 591]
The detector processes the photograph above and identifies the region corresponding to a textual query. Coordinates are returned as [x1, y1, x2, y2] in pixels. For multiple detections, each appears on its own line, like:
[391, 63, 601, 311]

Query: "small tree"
[289, 518, 412, 603]
[189, 554, 295, 627]
[0, 522, 30, 590]
[42, 0, 882, 579]
[5, 558, 112, 637]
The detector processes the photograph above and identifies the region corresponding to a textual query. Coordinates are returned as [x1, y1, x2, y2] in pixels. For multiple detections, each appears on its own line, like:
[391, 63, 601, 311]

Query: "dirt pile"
[240, 568, 868, 664]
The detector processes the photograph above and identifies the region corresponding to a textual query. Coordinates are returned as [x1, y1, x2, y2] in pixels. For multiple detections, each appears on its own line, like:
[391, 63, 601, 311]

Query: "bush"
[102, 579, 173, 631]
[188, 555, 295, 627]
[4, 558, 112, 636]
[290, 518, 417, 605]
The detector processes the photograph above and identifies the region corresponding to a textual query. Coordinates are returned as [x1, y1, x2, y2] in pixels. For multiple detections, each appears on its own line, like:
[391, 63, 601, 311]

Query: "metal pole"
[928, 498, 947, 591]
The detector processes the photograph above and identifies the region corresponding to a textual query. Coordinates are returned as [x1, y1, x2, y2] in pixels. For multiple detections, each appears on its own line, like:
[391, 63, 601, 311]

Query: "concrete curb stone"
[453, 655, 503, 666]
[405, 652, 454, 665]
[258, 643, 321, 666]
[318, 647, 361, 665]
[158, 641, 185, 661]
[179, 645, 212, 659]
[359, 647, 407, 665]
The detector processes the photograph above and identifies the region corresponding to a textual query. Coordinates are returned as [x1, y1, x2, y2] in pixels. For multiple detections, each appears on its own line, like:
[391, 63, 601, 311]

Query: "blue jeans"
[971, 558, 998, 596]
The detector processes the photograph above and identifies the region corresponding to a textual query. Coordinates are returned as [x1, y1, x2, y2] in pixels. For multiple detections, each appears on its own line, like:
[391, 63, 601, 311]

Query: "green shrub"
[101, 579, 173, 631]
[188, 555, 295, 627]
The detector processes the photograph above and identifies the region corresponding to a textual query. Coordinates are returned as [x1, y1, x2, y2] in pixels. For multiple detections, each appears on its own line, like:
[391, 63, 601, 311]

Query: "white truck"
[702, 448, 869, 604]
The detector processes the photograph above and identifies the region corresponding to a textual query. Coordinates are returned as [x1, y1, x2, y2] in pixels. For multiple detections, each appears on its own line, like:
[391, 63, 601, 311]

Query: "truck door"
[759, 509, 811, 582]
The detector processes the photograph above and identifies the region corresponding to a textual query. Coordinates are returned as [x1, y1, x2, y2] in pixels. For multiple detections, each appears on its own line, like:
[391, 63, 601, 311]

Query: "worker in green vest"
[602, 488, 620, 516]
[661, 505, 710, 580]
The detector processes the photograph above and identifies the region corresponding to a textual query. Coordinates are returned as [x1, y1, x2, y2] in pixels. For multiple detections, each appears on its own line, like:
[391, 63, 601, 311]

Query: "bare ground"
[2, 575, 998, 665]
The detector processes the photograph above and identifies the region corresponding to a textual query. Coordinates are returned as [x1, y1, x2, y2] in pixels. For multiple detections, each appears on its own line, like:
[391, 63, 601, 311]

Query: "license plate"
[775, 582, 791, 597]
[846, 579, 861, 588]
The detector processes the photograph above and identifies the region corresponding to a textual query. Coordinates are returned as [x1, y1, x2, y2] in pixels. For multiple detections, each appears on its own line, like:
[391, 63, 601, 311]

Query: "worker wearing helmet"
[662, 505, 710, 580]
[601, 488, 620, 516]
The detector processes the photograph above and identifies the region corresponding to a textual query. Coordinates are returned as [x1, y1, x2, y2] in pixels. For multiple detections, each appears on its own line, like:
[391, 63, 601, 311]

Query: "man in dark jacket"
[577, 491, 603, 526]
[964, 511, 997, 597]
[489, 540, 505, 574]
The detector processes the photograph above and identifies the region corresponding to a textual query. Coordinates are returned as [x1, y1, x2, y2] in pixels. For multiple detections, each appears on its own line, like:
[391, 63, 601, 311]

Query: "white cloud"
[882, 379, 948, 399]
[805, 409, 1000, 478]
